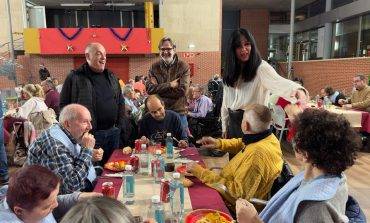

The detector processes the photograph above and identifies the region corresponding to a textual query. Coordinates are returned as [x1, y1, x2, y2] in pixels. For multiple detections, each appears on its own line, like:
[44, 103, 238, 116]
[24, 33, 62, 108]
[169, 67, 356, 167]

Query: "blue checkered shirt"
[27, 124, 93, 194]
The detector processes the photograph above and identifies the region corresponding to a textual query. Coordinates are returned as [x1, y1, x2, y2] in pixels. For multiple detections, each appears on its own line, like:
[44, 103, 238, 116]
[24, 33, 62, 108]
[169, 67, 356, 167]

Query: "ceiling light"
[60, 3, 91, 7]
[105, 3, 135, 7]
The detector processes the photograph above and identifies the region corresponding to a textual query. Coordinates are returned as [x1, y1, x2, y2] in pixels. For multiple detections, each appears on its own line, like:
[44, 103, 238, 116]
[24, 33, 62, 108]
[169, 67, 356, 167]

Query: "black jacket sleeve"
[59, 71, 74, 110]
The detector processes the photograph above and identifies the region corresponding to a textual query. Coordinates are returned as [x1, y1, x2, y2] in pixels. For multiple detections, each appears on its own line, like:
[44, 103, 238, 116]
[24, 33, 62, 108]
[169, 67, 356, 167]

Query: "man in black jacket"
[60, 42, 122, 164]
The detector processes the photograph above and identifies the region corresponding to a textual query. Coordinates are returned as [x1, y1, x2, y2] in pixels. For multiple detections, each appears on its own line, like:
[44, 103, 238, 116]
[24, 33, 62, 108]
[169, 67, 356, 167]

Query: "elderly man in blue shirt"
[27, 104, 104, 194]
[188, 85, 213, 118]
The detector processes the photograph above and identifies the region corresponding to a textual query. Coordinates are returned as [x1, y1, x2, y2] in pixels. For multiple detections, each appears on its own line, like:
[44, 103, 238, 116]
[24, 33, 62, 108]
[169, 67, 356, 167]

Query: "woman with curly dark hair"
[235, 108, 359, 223]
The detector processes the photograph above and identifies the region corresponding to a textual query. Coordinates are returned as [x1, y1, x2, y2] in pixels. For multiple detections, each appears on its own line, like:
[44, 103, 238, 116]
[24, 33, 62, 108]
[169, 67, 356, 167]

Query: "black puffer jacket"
[59, 63, 123, 131]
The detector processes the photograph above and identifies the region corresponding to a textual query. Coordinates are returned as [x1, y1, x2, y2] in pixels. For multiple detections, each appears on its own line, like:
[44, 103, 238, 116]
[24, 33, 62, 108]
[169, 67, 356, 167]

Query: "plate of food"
[104, 160, 126, 172]
[185, 209, 233, 223]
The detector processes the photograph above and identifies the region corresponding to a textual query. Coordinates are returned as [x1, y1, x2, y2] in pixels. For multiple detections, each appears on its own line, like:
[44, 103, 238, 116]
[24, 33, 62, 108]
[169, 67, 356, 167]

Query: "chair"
[271, 105, 289, 142]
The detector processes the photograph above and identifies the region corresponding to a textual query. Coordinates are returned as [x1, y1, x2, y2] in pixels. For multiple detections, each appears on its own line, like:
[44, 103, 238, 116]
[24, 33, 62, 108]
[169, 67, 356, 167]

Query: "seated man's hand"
[236, 199, 260, 223]
[78, 192, 103, 201]
[92, 148, 104, 162]
[196, 137, 219, 149]
[178, 140, 188, 148]
[186, 161, 202, 173]
[140, 136, 150, 144]
[343, 104, 352, 109]
[81, 132, 95, 149]
[338, 99, 346, 105]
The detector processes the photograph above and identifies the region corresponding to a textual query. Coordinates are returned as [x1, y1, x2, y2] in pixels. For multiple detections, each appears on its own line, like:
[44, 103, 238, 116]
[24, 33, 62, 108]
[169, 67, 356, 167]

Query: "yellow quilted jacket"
[192, 134, 283, 201]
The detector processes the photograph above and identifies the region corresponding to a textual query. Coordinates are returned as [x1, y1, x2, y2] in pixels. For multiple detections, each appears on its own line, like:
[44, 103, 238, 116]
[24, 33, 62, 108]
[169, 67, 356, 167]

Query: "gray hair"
[356, 74, 366, 81]
[42, 79, 55, 90]
[60, 197, 134, 223]
[122, 85, 134, 96]
[59, 104, 88, 123]
[243, 104, 271, 133]
[84, 42, 103, 54]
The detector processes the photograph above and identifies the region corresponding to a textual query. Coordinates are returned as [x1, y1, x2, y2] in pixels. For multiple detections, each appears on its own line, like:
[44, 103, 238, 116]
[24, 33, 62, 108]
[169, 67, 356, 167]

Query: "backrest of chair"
[270, 161, 294, 197]
[271, 105, 287, 128]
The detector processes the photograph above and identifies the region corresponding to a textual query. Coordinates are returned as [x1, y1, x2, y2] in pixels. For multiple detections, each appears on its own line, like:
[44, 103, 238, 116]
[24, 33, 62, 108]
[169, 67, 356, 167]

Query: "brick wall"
[239, 9, 269, 60]
[279, 57, 370, 96]
[0, 51, 220, 89]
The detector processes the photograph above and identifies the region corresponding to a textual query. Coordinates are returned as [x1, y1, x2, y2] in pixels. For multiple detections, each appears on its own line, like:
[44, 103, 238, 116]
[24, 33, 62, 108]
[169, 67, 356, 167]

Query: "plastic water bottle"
[149, 195, 165, 223]
[139, 144, 150, 175]
[323, 96, 331, 109]
[170, 172, 184, 220]
[166, 133, 174, 159]
[151, 150, 165, 183]
[123, 165, 135, 205]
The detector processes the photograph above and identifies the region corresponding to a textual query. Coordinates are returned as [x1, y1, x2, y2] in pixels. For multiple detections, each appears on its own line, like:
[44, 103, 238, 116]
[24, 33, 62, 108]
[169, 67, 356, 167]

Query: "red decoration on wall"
[39, 28, 151, 55]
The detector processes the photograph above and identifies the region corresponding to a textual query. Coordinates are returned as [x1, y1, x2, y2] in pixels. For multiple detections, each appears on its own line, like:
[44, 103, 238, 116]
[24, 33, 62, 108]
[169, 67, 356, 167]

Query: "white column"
[287, 0, 295, 79]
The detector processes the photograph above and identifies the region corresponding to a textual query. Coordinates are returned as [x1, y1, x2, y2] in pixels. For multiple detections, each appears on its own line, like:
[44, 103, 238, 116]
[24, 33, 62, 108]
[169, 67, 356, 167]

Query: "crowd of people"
[0, 27, 367, 222]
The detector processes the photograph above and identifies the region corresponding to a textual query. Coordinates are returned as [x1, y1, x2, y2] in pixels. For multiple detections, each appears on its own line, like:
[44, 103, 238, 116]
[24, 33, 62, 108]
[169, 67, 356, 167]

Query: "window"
[293, 29, 319, 61]
[268, 34, 289, 61]
[332, 0, 355, 9]
[332, 17, 359, 58]
[360, 14, 370, 57]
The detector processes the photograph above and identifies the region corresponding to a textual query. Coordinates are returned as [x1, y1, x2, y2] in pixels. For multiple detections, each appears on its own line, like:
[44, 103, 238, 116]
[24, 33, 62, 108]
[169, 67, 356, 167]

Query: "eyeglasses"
[160, 47, 173, 52]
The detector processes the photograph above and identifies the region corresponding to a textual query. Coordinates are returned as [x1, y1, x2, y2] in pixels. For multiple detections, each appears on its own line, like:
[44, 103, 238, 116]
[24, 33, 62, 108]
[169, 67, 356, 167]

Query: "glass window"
[332, 0, 355, 9]
[268, 34, 289, 61]
[46, 9, 76, 28]
[76, 10, 87, 27]
[332, 17, 359, 58]
[360, 14, 370, 57]
[89, 11, 121, 27]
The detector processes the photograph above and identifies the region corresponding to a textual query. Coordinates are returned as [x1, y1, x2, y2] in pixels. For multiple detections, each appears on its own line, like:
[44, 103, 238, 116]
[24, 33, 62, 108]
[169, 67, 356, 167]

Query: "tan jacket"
[147, 55, 190, 114]
[351, 86, 370, 112]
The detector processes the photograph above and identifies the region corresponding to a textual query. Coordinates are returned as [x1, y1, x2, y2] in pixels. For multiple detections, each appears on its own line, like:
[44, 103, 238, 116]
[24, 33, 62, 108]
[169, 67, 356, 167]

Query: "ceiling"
[29, 0, 318, 11]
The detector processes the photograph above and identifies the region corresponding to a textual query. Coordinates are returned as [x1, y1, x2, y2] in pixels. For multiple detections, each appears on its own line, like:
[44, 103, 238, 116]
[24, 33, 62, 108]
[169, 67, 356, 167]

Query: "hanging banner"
[34, 28, 156, 55]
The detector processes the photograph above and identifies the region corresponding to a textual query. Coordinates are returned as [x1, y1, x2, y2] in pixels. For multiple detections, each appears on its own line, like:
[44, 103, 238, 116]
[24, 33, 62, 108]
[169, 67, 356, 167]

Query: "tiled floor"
[282, 141, 370, 221]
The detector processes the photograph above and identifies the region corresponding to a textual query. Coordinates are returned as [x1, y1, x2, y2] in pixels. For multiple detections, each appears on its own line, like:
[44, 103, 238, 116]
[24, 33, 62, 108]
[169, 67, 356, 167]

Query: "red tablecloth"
[361, 111, 370, 133]
[93, 148, 231, 216]
[181, 148, 231, 216]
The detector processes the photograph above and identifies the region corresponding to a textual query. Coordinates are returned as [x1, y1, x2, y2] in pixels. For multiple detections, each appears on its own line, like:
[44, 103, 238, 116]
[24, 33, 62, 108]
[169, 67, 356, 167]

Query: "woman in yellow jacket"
[187, 104, 283, 202]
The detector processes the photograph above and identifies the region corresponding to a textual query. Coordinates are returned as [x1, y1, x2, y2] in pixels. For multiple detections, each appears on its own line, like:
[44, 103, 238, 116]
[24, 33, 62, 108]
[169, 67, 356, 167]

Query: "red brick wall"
[0, 51, 220, 89]
[239, 9, 269, 60]
[279, 57, 370, 96]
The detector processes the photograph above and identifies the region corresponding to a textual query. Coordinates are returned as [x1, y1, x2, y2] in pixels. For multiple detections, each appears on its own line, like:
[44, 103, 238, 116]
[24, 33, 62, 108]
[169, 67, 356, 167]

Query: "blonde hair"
[22, 84, 44, 98]
[60, 197, 134, 223]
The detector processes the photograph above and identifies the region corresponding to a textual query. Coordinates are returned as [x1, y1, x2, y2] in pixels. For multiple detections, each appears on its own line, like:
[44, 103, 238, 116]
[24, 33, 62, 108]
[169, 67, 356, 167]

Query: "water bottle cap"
[155, 150, 162, 155]
[125, 165, 133, 171]
[173, 172, 180, 179]
[141, 144, 147, 149]
[167, 133, 172, 137]
[151, 195, 160, 203]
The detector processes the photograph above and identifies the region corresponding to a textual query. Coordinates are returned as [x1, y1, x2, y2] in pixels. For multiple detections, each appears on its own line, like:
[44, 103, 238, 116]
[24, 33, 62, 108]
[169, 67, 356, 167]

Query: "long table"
[307, 103, 370, 133]
[93, 147, 231, 217]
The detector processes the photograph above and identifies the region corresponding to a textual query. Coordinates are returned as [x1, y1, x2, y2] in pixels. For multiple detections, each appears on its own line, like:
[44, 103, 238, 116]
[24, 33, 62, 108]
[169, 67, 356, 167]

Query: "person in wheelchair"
[187, 85, 213, 118]
[186, 104, 283, 202]
[236, 108, 360, 223]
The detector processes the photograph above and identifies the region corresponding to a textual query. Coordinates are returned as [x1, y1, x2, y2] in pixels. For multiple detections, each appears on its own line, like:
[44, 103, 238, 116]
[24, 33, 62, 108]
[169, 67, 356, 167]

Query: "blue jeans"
[178, 114, 188, 129]
[93, 126, 120, 164]
[0, 99, 8, 181]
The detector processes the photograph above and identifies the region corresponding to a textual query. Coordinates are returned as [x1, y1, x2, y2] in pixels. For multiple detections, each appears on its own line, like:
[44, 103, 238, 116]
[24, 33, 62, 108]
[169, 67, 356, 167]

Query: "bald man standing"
[60, 42, 122, 164]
